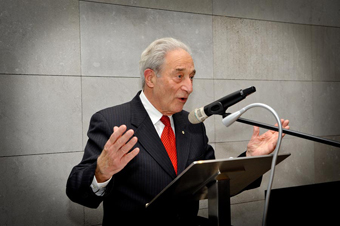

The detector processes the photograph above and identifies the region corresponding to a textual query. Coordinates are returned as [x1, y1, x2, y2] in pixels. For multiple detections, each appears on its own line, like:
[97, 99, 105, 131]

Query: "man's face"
[150, 48, 195, 116]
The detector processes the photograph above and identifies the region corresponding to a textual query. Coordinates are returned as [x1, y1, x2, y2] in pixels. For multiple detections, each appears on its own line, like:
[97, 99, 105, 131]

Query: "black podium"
[146, 153, 290, 226]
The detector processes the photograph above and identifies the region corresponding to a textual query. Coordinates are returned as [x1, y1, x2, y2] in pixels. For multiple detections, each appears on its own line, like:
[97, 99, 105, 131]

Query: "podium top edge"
[192, 153, 291, 165]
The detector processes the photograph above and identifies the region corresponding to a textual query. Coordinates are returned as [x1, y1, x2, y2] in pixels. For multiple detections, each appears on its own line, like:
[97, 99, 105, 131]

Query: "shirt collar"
[139, 90, 167, 125]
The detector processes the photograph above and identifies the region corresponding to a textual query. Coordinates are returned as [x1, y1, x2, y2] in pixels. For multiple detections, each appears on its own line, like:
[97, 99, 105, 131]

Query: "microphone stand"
[223, 113, 340, 148]
[223, 103, 283, 226]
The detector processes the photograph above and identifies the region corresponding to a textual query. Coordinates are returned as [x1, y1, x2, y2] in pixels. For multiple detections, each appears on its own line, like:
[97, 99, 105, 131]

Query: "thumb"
[252, 126, 260, 138]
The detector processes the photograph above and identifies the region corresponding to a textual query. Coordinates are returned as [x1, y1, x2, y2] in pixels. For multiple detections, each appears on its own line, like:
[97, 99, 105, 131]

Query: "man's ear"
[144, 69, 156, 88]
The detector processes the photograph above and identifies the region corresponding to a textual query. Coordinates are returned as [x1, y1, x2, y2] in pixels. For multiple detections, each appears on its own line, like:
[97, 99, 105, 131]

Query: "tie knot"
[160, 115, 171, 127]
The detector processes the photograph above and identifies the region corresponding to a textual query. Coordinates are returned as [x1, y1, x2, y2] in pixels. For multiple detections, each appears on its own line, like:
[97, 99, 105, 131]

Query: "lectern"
[146, 153, 290, 226]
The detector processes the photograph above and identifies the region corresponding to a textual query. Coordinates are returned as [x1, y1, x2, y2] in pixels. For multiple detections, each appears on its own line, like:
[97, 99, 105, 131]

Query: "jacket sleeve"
[66, 112, 114, 208]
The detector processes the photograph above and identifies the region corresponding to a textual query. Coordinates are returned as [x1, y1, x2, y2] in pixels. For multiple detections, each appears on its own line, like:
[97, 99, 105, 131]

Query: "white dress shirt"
[91, 91, 175, 196]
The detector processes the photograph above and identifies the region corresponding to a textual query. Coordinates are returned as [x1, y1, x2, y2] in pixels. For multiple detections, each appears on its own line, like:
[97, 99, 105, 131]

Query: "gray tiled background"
[1, 0, 339, 225]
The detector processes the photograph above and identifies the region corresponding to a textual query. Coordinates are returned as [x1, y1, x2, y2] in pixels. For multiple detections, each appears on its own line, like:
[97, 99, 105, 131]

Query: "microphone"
[188, 86, 256, 124]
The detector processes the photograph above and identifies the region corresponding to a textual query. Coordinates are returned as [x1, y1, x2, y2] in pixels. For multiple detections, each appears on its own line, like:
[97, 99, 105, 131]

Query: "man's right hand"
[95, 125, 139, 183]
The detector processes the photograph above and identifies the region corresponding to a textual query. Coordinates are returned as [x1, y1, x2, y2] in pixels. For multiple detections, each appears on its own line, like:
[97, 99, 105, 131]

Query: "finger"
[105, 125, 128, 149]
[283, 119, 289, 128]
[118, 136, 138, 156]
[275, 119, 289, 129]
[112, 129, 135, 152]
[121, 147, 140, 164]
[105, 125, 123, 146]
[281, 125, 290, 137]
[280, 120, 289, 136]
[252, 126, 260, 138]
[103, 125, 128, 152]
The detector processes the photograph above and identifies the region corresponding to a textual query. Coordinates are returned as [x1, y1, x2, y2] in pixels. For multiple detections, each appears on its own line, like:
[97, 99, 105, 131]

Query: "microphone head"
[222, 110, 243, 127]
[188, 107, 208, 124]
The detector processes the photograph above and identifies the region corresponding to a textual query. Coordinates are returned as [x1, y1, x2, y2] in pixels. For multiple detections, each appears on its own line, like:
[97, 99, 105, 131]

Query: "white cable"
[222, 103, 283, 226]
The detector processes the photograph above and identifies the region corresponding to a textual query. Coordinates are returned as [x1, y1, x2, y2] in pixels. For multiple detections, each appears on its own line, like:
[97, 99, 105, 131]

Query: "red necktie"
[160, 116, 177, 174]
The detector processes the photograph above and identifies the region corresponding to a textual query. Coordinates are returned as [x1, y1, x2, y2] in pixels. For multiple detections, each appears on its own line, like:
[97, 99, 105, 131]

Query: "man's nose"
[181, 76, 193, 94]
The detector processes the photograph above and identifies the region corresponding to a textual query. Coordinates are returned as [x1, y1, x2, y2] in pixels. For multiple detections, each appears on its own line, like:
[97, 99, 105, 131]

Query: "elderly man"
[66, 38, 289, 226]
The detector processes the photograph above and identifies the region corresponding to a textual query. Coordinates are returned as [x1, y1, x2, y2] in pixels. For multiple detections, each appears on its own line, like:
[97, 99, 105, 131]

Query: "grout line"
[79, 0, 340, 29]
[0, 150, 84, 159]
[0, 73, 82, 77]
[78, 0, 84, 150]
[1, 74, 340, 83]
[79, 0, 213, 17]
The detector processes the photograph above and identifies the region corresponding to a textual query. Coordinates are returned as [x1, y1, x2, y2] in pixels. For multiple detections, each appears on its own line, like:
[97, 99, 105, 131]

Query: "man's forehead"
[163, 49, 195, 72]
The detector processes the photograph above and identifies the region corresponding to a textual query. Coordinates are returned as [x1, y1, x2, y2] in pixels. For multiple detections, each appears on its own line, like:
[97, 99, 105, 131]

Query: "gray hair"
[139, 37, 192, 88]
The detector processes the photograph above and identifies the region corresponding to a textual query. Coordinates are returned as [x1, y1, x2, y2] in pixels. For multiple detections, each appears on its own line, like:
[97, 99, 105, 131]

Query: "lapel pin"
[182, 131, 185, 135]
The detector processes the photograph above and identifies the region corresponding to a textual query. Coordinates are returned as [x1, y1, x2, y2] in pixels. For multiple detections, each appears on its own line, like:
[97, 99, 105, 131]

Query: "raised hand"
[95, 125, 140, 182]
[246, 119, 290, 157]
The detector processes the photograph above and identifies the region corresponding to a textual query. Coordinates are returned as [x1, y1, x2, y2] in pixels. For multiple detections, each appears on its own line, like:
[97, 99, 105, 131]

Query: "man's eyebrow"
[175, 68, 196, 75]
[191, 69, 196, 76]
[175, 68, 185, 72]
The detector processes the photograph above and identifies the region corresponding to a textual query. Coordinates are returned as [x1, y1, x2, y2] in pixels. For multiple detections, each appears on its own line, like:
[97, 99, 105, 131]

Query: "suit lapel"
[173, 112, 191, 175]
[130, 93, 177, 179]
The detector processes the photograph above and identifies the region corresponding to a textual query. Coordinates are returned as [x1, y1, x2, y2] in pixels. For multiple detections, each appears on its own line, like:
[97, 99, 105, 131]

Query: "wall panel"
[0, 75, 82, 157]
[0, 0, 80, 75]
[80, 1, 213, 79]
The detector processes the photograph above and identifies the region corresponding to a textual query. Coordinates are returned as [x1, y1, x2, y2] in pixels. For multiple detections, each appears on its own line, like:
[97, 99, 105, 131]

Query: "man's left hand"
[246, 119, 290, 157]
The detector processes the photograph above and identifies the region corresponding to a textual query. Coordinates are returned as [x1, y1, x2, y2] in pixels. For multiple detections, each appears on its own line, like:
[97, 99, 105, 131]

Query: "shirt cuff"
[90, 175, 112, 196]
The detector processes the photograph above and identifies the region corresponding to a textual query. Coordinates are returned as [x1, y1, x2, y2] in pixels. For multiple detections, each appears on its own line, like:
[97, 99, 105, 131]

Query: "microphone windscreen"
[188, 110, 201, 124]
[188, 107, 208, 124]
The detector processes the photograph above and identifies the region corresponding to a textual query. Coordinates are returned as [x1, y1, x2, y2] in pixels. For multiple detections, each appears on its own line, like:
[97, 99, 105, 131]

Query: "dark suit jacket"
[66, 91, 261, 226]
